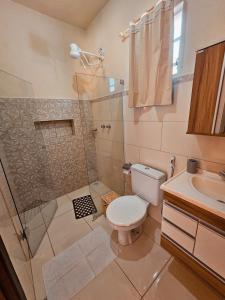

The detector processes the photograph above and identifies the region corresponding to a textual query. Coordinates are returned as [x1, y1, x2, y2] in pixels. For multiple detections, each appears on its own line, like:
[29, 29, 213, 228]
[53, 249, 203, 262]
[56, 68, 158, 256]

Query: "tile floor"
[31, 185, 223, 300]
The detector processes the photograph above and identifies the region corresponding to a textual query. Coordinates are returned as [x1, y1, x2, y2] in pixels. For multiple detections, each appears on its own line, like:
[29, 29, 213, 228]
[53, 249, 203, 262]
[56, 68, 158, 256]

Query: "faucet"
[218, 170, 225, 180]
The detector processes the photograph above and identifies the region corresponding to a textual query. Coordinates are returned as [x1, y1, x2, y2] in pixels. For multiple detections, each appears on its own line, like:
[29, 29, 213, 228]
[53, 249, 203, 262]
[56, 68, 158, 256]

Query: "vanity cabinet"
[161, 219, 195, 253]
[162, 202, 197, 253]
[162, 202, 198, 236]
[194, 223, 225, 279]
[161, 193, 225, 296]
[187, 40, 225, 136]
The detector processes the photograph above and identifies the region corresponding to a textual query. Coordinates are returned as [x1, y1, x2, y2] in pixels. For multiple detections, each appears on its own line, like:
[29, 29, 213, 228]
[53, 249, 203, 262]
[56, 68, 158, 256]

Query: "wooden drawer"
[162, 219, 195, 253]
[194, 224, 225, 279]
[163, 202, 198, 237]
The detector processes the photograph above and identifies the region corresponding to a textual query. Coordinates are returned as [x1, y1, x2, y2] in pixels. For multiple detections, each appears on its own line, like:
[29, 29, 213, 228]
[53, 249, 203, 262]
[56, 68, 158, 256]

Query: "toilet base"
[117, 224, 143, 246]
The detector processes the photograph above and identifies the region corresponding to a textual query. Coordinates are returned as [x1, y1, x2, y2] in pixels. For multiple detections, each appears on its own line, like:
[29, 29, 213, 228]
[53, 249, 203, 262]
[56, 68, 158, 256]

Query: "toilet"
[106, 164, 166, 245]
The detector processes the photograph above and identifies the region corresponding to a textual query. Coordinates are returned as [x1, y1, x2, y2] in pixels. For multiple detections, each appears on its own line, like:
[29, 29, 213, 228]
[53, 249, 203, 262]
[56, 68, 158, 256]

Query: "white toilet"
[106, 164, 166, 245]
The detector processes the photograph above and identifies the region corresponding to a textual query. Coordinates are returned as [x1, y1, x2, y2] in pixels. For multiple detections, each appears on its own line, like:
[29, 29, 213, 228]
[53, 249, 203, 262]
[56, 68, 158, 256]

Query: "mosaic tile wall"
[0, 98, 97, 213]
[80, 101, 98, 183]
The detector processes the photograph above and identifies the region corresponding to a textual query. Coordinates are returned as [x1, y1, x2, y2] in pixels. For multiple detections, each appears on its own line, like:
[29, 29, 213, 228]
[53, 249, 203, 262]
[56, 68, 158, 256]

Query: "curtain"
[129, 0, 174, 108]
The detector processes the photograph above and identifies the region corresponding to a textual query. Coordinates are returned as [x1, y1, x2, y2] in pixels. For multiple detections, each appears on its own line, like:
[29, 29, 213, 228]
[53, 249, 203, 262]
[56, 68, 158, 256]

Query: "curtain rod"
[119, 0, 163, 41]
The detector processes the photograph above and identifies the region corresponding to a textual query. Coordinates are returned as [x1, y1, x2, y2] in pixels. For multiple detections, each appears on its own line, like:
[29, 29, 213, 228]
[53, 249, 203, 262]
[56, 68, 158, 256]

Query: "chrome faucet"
[218, 170, 225, 180]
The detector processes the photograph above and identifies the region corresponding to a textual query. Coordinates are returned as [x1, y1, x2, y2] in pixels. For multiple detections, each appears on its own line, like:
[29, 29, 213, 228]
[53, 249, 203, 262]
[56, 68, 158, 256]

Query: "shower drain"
[72, 194, 97, 219]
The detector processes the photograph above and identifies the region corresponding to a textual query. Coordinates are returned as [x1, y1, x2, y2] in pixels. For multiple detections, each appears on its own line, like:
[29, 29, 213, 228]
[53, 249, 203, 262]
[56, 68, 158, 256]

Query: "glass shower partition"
[75, 73, 125, 217]
[0, 98, 58, 256]
[0, 70, 58, 257]
[0, 70, 40, 299]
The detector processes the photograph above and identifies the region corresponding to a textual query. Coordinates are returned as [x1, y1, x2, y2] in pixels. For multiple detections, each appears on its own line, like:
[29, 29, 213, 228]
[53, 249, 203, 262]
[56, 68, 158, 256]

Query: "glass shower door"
[75, 73, 125, 217]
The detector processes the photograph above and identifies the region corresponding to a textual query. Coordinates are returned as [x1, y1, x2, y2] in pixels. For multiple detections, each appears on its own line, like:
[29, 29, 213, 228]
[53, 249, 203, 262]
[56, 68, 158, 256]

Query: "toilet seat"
[106, 195, 148, 227]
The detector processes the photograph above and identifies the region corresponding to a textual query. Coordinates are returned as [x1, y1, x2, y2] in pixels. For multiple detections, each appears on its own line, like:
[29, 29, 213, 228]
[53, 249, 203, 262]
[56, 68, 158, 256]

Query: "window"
[108, 77, 116, 93]
[173, 1, 184, 75]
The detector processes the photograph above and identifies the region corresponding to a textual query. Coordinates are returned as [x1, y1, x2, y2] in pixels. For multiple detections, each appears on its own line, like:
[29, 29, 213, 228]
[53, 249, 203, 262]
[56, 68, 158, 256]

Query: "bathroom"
[0, 0, 225, 299]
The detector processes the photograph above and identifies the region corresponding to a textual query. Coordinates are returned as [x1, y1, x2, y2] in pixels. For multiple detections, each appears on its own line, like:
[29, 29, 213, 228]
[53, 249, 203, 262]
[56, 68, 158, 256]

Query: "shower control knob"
[106, 124, 111, 129]
[101, 124, 105, 128]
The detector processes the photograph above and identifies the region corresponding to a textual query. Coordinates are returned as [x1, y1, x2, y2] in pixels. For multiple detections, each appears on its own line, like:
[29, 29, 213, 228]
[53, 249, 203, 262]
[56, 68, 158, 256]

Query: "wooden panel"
[161, 235, 225, 296]
[164, 191, 225, 232]
[188, 41, 225, 135]
[0, 289, 6, 300]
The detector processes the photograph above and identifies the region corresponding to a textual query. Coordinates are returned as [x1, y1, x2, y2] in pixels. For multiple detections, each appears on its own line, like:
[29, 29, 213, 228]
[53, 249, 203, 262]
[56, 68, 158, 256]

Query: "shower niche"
[34, 119, 76, 136]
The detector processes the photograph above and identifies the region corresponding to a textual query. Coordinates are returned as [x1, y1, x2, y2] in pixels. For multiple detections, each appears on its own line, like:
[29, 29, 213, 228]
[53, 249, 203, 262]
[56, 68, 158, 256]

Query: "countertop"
[160, 170, 225, 221]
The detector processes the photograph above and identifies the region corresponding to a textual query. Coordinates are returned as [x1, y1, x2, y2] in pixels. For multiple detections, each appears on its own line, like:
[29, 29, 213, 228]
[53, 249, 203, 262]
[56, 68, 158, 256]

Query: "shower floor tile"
[90, 181, 111, 196]
[47, 210, 91, 255]
[55, 195, 73, 217]
[67, 185, 90, 201]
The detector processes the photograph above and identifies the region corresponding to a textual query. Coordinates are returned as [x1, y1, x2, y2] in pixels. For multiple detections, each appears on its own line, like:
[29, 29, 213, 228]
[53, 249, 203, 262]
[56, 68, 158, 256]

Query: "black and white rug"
[72, 194, 97, 219]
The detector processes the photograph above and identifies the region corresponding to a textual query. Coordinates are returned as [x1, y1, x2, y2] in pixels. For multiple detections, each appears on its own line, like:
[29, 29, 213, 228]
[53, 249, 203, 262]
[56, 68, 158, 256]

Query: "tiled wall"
[91, 95, 125, 195]
[124, 79, 225, 175]
[123, 78, 225, 221]
[123, 78, 225, 220]
[0, 98, 97, 212]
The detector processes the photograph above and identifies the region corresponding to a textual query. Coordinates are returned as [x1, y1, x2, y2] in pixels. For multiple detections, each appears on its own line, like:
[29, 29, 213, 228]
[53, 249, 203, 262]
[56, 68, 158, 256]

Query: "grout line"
[124, 143, 225, 166]
[160, 121, 163, 151]
[124, 120, 188, 123]
[140, 256, 173, 299]
[83, 216, 95, 231]
[125, 143, 188, 160]
[52, 209, 73, 219]
[114, 259, 142, 298]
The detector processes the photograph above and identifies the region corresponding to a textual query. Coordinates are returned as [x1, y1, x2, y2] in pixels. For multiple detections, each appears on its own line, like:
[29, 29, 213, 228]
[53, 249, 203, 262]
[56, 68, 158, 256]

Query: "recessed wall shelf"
[34, 119, 75, 136]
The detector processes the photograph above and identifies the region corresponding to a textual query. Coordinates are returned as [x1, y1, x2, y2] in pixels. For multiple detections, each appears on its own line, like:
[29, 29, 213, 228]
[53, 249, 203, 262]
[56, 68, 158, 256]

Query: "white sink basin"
[191, 175, 225, 203]
[161, 170, 225, 220]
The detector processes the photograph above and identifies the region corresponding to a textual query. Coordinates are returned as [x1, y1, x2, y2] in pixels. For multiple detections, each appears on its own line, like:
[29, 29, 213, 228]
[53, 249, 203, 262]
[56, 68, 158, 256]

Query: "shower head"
[69, 42, 104, 67]
[69, 43, 81, 59]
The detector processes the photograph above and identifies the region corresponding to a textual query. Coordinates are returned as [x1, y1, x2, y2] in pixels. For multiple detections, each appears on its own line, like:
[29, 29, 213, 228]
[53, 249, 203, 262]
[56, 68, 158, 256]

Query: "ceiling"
[12, 0, 109, 29]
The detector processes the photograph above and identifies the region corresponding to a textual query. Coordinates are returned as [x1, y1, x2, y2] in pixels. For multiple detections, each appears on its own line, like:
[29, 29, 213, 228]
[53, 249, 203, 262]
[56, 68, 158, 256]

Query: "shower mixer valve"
[101, 124, 111, 129]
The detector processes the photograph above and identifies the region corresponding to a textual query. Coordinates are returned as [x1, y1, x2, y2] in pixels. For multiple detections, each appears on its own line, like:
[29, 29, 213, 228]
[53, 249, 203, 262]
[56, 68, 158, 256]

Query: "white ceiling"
[12, 0, 109, 29]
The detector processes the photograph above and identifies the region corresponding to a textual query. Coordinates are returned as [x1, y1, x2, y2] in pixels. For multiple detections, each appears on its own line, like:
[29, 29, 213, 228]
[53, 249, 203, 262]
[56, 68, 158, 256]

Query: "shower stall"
[0, 69, 125, 297]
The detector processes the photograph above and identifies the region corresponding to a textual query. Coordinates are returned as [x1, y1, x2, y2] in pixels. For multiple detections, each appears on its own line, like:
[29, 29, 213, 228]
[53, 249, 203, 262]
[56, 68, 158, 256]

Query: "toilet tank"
[131, 164, 166, 206]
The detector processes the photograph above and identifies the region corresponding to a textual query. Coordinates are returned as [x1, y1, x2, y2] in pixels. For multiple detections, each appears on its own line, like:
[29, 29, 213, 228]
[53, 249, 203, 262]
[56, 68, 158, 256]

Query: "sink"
[191, 175, 225, 203]
[161, 170, 225, 219]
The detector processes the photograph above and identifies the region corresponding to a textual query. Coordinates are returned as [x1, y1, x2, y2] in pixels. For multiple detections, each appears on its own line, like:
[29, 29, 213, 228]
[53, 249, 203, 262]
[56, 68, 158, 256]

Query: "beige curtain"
[129, 0, 174, 108]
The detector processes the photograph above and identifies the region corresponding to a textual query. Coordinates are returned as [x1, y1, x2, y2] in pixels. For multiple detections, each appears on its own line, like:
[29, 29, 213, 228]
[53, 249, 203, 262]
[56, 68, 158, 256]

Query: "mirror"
[187, 40, 225, 136]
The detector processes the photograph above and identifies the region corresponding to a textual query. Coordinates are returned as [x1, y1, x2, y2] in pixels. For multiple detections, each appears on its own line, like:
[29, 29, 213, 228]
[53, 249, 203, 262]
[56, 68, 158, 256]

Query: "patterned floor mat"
[72, 194, 97, 219]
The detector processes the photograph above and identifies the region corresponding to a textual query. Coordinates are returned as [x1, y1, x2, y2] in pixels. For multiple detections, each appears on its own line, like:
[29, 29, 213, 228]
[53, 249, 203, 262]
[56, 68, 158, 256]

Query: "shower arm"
[80, 50, 104, 61]
[81, 52, 103, 67]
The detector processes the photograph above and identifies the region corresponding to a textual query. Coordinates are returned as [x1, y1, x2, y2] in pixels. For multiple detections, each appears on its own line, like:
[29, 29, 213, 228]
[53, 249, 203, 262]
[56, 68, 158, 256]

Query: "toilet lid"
[106, 195, 148, 227]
